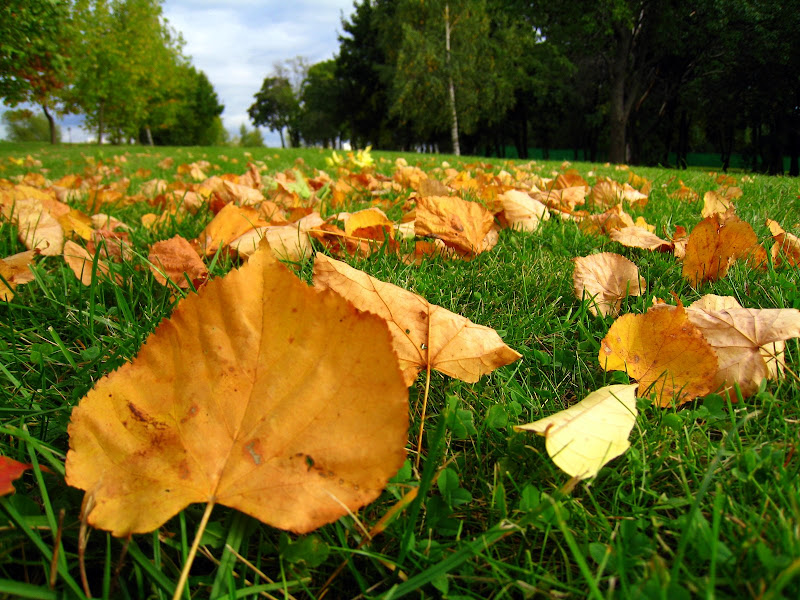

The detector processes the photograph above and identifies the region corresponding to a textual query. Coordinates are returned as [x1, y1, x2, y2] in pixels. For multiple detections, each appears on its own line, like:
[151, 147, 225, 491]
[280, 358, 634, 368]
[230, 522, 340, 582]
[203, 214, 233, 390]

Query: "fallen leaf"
[701, 190, 735, 218]
[344, 207, 394, 241]
[498, 190, 550, 232]
[609, 226, 673, 252]
[515, 384, 638, 479]
[314, 254, 521, 385]
[682, 211, 765, 286]
[572, 253, 646, 316]
[415, 195, 494, 256]
[148, 236, 209, 289]
[686, 295, 800, 398]
[766, 219, 800, 267]
[63, 241, 115, 286]
[65, 244, 408, 536]
[0, 456, 35, 496]
[0, 250, 36, 300]
[229, 224, 312, 262]
[195, 203, 266, 256]
[7, 198, 64, 255]
[599, 303, 718, 406]
[579, 204, 635, 236]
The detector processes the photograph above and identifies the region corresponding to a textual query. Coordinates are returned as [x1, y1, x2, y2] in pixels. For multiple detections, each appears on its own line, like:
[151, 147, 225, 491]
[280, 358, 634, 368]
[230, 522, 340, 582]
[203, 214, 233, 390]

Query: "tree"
[391, 0, 511, 154]
[146, 66, 224, 146]
[70, 0, 185, 143]
[0, 0, 73, 144]
[237, 124, 264, 147]
[2, 108, 61, 142]
[248, 76, 299, 148]
[298, 60, 343, 147]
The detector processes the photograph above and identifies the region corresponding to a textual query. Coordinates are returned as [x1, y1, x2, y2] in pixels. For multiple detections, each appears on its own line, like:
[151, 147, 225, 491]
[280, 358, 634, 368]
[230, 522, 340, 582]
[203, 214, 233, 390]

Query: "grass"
[0, 141, 799, 599]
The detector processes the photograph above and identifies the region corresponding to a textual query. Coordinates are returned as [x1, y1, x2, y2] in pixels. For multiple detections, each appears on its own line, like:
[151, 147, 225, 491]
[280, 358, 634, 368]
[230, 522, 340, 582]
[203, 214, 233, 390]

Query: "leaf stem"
[415, 310, 433, 471]
[172, 500, 216, 600]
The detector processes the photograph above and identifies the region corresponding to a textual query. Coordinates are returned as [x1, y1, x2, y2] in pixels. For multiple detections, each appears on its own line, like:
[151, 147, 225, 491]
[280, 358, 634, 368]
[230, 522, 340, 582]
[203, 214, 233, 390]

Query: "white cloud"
[1, 0, 357, 146]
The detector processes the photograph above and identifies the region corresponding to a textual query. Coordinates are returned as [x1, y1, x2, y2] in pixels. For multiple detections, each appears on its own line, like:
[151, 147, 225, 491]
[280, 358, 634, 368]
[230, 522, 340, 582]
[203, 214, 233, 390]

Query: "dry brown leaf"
[229, 224, 313, 262]
[609, 226, 673, 252]
[498, 189, 550, 232]
[8, 198, 64, 255]
[344, 207, 394, 241]
[63, 241, 116, 286]
[415, 195, 494, 256]
[148, 236, 209, 289]
[222, 180, 265, 206]
[599, 303, 718, 406]
[579, 204, 635, 236]
[572, 253, 646, 316]
[682, 212, 765, 286]
[701, 190, 735, 218]
[0, 250, 36, 300]
[65, 243, 408, 536]
[314, 254, 521, 385]
[686, 295, 800, 398]
[766, 219, 800, 267]
[195, 203, 266, 257]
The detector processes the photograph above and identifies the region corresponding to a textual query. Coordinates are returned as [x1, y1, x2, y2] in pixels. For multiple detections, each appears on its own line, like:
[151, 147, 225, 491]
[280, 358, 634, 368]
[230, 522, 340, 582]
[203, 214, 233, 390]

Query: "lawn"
[1, 141, 799, 600]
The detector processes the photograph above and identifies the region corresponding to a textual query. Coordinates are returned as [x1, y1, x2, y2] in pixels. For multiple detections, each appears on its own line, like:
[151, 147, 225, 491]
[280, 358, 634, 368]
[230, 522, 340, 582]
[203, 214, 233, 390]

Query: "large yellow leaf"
[686, 295, 800, 398]
[599, 303, 718, 406]
[515, 384, 638, 479]
[66, 244, 408, 536]
[313, 254, 521, 386]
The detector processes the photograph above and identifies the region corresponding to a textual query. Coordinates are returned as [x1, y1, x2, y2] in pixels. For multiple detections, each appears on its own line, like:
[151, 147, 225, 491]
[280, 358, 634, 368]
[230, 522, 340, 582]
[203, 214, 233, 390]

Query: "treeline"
[0, 0, 224, 146]
[250, 0, 799, 174]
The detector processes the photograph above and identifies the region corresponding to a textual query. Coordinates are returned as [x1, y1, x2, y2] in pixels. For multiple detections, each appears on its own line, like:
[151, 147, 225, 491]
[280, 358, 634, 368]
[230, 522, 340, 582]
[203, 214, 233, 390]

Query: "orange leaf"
[6, 198, 64, 255]
[609, 226, 673, 252]
[0, 250, 36, 300]
[195, 203, 266, 257]
[314, 254, 521, 386]
[65, 244, 408, 536]
[572, 253, 646, 316]
[599, 303, 718, 406]
[682, 212, 765, 286]
[0, 456, 34, 496]
[148, 236, 209, 289]
[498, 190, 550, 232]
[766, 219, 800, 267]
[414, 195, 494, 256]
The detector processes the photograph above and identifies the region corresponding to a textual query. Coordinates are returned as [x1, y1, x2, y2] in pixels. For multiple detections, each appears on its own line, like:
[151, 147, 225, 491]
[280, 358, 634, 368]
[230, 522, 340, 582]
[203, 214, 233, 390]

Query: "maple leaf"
[148, 236, 209, 289]
[599, 303, 718, 406]
[572, 253, 646, 317]
[66, 244, 408, 536]
[686, 295, 800, 398]
[313, 254, 521, 386]
[414, 195, 494, 256]
[516, 384, 638, 479]
[682, 211, 766, 286]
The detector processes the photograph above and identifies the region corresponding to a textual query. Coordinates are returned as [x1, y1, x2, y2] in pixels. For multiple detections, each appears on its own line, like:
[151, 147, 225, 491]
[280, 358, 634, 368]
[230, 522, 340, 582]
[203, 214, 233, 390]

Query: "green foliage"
[297, 60, 342, 147]
[248, 76, 299, 148]
[1, 109, 61, 142]
[236, 124, 264, 147]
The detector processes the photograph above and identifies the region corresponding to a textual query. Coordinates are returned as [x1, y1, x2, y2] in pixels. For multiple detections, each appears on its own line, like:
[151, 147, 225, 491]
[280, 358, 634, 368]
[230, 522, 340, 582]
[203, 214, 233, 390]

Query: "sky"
[1, 0, 357, 147]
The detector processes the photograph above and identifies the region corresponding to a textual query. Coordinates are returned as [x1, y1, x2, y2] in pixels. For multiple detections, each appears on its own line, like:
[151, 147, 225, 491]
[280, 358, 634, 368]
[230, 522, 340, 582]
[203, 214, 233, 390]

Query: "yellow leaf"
[314, 254, 521, 386]
[65, 244, 408, 536]
[599, 303, 718, 406]
[572, 253, 646, 317]
[515, 384, 638, 479]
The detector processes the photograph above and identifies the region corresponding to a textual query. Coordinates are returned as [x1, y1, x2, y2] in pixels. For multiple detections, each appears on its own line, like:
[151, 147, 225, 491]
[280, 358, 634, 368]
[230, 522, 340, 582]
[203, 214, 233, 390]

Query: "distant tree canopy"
[0, 0, 225, 147]
[2, 108, 62, 143]
[248, 0, 798, 173]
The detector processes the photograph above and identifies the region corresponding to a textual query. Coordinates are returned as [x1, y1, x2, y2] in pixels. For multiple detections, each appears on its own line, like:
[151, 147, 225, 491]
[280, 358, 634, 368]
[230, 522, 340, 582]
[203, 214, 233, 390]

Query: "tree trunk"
[445, 3, 460, 156]
[98, 101, 105, 145]
[41, 105, 58, 144]
[789, 126, 799, 177]
[608, 30, 629, 164]
[677, 110, 689, 169]
[145, 125, 154, 146]
[278, 127, 285, 149]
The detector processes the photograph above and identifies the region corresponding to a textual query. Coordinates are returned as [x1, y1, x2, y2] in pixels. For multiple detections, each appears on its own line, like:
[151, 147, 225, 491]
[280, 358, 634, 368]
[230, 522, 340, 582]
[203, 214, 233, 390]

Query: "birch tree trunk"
[445, 3, 460, 156]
